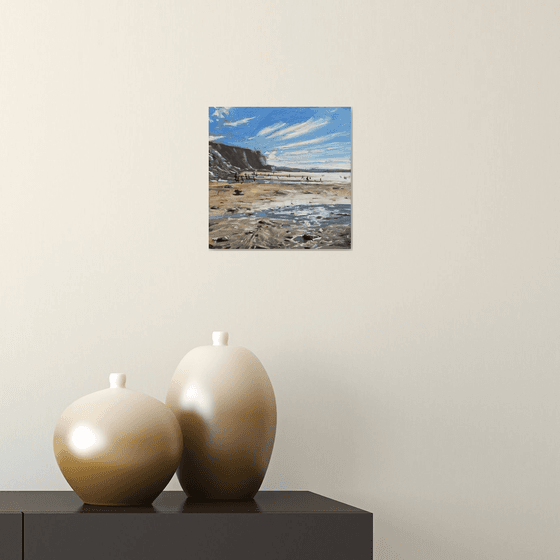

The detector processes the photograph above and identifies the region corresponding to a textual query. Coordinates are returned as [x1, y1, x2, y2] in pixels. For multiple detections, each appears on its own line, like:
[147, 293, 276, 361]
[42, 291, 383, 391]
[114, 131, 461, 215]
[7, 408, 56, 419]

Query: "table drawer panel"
[0, 512, 22, 560]
[25, 512, 372, 560]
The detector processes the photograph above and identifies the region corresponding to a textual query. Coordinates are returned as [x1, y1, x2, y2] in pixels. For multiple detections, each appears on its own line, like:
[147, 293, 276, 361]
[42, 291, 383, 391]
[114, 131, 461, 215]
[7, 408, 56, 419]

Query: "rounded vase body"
[166, 332, 277, 500]
[53, 373, 183, 506]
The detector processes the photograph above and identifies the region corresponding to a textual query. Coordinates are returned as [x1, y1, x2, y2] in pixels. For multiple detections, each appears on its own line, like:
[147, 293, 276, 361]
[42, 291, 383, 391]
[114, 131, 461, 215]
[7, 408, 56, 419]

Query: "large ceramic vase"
[53, 373, 183, 506]
[166, 332, 277, 500]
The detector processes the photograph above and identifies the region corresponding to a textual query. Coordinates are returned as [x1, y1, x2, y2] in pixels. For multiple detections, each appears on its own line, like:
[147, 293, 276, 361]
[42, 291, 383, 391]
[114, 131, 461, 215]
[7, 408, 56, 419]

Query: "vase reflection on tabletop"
[166, 332, 277, 500]
[53, 373, 183, 506]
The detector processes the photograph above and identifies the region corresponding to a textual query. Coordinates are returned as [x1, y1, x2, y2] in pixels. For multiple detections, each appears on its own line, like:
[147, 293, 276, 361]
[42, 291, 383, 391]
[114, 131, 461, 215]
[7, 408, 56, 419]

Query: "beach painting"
[209, 107, 351, 249]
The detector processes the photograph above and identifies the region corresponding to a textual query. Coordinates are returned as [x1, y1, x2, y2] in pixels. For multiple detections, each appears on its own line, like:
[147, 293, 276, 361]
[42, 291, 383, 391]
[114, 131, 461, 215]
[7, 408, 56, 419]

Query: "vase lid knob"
[212, 332, 229, 346]
[109, 373, 126, 388]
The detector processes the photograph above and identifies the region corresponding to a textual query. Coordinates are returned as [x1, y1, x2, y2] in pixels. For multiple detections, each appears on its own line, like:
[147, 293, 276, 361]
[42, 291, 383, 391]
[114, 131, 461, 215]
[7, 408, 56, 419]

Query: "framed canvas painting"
[209, 107, 351, 250]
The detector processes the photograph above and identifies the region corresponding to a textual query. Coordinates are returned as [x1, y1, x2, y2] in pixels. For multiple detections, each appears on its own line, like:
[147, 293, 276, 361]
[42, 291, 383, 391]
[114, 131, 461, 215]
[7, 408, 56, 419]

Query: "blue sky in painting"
[209, 107, 351, 170]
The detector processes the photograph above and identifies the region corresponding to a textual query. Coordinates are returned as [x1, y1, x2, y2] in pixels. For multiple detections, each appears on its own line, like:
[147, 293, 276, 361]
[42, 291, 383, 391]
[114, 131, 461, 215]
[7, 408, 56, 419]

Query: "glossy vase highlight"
[53, 373, 183, 506]
[166, 332, 277, 500]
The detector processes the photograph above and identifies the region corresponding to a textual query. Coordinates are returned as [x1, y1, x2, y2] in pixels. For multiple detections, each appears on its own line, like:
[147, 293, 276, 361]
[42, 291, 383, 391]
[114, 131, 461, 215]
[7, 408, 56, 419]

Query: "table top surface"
[0, 491, 371, 515]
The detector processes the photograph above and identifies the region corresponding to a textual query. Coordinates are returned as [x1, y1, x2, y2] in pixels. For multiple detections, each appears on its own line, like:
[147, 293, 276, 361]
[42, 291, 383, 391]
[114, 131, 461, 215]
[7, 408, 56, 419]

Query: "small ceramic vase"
[53, 373, 183, 506]
[166, 332, 277, 500]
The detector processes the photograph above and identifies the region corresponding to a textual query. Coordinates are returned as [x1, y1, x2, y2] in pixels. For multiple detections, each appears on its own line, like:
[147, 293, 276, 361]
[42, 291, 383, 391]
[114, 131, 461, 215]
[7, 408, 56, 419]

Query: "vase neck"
[212, 332, 229, 346]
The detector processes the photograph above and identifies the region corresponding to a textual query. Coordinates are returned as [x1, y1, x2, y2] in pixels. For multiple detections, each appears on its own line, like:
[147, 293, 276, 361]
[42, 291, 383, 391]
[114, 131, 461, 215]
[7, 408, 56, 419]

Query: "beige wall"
[1, 1, 560, 558]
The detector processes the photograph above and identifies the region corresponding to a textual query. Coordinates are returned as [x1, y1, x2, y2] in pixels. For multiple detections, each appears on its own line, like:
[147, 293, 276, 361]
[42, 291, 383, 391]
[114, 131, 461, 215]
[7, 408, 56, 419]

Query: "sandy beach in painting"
[209, 171, 351, 249]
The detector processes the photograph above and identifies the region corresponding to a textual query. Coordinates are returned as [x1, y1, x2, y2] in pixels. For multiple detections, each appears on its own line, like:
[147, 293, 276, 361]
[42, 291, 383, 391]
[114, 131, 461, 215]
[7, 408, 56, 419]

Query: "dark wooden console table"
[0, 491, 372, 559]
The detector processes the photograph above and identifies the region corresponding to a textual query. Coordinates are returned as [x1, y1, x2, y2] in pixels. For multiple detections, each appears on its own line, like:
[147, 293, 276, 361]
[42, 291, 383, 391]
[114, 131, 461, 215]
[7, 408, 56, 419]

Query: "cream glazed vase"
[53, 373, 183, 506]
[166, 332, 277, 500]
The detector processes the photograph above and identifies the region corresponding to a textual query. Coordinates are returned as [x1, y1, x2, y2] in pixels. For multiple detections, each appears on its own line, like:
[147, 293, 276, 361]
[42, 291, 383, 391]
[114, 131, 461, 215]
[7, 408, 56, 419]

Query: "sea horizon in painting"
[209, 107, 351, 250]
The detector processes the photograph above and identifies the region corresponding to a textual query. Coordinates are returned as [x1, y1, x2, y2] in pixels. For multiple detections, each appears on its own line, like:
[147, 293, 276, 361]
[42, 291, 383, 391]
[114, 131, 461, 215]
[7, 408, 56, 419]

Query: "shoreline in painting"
[209, 171, 351, 250]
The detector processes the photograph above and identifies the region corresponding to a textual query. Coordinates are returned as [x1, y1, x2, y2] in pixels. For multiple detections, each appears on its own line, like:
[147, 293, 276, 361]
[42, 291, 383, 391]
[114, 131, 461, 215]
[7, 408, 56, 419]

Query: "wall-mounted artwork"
[209, 107, 351, 250]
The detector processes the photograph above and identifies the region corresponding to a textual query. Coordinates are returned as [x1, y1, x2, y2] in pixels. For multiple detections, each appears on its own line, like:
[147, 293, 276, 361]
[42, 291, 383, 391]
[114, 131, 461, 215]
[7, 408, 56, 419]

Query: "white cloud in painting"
[266, 118, 329, 140]
[264, 150, 280, 162]
[257, 122, 287, 136]
[212, 107, 230, 119]
[223, 117, 255, 127]
[276, 132, 347, 149]
[283, 144, 348, 156]
[209, 135, 224, 141]
[264, 148, 349, 170]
